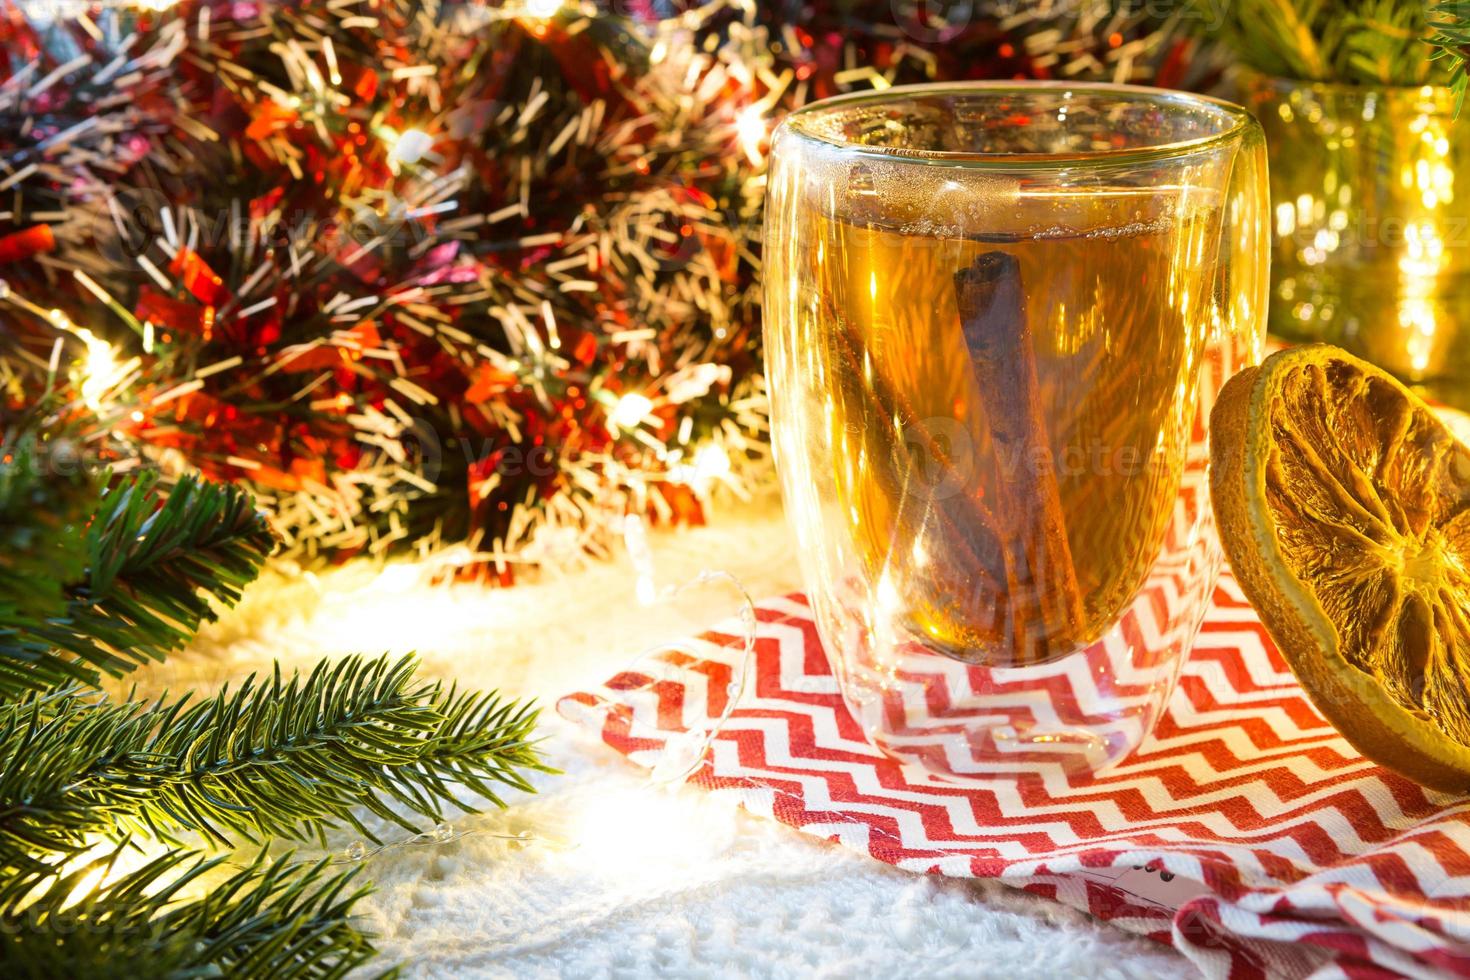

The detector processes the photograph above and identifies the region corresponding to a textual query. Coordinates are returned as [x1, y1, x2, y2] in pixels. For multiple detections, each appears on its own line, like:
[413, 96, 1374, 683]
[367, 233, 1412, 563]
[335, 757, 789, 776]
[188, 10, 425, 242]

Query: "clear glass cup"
[763, 82, 1268, 780]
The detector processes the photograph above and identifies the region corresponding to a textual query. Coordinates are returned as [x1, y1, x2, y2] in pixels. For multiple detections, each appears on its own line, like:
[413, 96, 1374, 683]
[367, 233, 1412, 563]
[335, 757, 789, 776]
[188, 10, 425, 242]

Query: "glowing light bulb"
[389, 127, 434, 166]
[525, 0, 563, 17]
[50, 310, 125, 411]
[736, 105, 767, 164]
[80, 335, 125, 411]
[692, 443, 731, 481]
[876, 571, 900, 614]
[567, 785, 729, 880]
[666, 442, 732, 493]
[621, 513, 659, 605]
[608, 392, 654, 431]
[59, 836, 170, 910]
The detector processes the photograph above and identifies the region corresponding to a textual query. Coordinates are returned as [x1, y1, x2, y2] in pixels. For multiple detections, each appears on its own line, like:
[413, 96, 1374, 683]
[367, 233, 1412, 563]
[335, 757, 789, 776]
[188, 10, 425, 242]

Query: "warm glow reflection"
[1275, 202, 1296, 238]
[608, 392, 654, 431]
[51, 309, 128, 411]
[388, 127, 434, 167]
[1437, 407, 1470, 447]
[1405, 111, 1456, 210]
[56, 837, 171, 910]
[667, 442, 732, 493]
[566, 784, 731, 879]
[736, 106, 767, 165]
[691, 443, 730, 481]
[1397, 296, 1438, 374]
[1400, 220, 1445, 278]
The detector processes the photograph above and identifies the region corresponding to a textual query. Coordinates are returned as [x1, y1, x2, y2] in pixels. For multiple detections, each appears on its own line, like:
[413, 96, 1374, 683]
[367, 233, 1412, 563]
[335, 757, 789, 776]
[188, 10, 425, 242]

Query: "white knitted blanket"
[157, 499, 1189, 979]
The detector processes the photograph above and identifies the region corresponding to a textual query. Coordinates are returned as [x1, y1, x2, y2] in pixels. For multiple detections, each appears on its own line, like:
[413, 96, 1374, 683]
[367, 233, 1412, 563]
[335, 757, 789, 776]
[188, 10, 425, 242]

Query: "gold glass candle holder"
[763, 82, 1268, 779]
[1243, 73, 1470, 408]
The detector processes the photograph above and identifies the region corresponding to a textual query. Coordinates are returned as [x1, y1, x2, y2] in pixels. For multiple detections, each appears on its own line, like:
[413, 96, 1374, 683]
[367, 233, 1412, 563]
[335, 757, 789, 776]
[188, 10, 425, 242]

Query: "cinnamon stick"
[954, 251, 1085, 666]
[815, 295, 1011, 652]
[820, 294, 1007, 596]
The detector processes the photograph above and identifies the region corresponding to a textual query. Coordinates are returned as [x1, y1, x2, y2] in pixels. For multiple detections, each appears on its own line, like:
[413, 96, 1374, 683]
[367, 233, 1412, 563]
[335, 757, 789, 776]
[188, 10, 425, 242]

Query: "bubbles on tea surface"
[899, 216, 966, 239]
[819, 153, 1022, 235]
[801, 142, 1213, 246]
[1082, 214, 1178, 241]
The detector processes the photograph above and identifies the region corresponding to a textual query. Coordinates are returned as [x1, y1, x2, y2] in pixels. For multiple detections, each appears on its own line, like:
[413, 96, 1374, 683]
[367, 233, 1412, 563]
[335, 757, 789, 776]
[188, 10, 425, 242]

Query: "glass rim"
[778, 80, 1257, 169]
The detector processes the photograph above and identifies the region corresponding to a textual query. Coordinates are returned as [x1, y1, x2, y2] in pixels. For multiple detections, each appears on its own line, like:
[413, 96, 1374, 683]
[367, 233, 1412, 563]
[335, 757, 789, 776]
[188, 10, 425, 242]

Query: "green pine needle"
[38, 470, 277, 688]
[0, 846, 381, 980]
[0, 449, 277, 698]
[0, 654, 550, 871]
[1, 419, 552, 978]
[1194, 0, 1464, 87]
[1430, 1, 1470, 108]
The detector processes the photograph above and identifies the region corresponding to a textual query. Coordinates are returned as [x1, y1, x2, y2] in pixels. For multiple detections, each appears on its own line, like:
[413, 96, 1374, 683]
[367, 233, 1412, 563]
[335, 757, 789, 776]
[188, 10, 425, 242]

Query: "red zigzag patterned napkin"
[558, 572, 1470, 979]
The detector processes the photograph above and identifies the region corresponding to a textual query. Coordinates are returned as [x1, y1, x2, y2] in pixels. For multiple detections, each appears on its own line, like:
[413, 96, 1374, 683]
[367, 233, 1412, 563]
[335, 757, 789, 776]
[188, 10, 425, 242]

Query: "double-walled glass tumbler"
[763, 83, 1268, 779]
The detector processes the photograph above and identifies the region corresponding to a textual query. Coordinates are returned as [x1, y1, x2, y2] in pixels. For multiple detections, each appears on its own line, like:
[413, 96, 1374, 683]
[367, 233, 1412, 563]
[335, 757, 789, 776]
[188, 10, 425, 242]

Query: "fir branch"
[1430, 1, 1470, 107]
[1194, 0, 1455, 86]
[39, 471, 278, 681]
[0, 460, 276, 698]
[0, 688, 147, 873]
[0, 655, 549, 870]
[0, 846, 380, 980]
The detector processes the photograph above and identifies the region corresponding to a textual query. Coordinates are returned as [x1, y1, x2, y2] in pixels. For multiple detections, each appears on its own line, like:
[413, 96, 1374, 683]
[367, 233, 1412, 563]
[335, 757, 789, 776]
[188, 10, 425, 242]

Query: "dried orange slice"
[1210, 345, 1470, 791]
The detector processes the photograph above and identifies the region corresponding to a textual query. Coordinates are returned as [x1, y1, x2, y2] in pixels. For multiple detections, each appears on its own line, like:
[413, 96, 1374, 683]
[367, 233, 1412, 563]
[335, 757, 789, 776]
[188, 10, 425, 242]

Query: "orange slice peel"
[1210, 344, 1470, 792]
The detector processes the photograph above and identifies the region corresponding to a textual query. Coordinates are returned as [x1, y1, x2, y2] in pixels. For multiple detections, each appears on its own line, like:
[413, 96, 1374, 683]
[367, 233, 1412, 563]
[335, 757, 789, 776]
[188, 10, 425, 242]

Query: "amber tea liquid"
[805, 196, 1221, 666]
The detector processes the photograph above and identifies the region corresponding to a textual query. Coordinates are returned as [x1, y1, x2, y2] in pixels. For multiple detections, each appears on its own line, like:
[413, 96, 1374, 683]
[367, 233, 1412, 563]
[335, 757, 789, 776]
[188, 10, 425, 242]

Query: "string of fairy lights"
[324, 513, 758, 867]
[0, 0, 1229, 927]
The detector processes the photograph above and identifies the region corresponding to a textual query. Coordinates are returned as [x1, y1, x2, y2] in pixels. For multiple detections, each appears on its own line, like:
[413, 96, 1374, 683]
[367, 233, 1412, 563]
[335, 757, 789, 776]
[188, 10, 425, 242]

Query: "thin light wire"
[619, 513, 757, 786]
[332, 513, 757, 864]
[334, 822, 536, 865]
